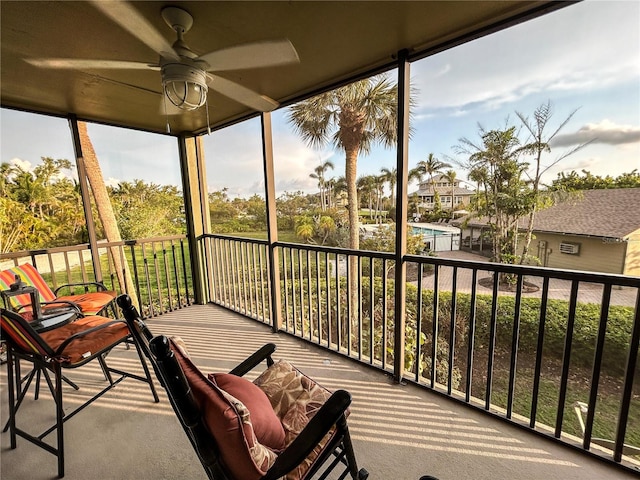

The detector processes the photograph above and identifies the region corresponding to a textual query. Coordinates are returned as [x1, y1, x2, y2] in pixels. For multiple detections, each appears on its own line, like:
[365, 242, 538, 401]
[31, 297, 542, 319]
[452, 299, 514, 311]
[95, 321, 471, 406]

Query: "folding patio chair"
[117, 294, 369, 480]
[0, 308, 159, 478]
[574, 401, 640, 456]
[0, 263, 117, 318]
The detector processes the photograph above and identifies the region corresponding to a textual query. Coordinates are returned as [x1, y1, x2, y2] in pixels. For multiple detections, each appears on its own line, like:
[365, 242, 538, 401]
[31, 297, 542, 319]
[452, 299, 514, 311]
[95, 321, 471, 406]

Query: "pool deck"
[409, 221, 461, 234]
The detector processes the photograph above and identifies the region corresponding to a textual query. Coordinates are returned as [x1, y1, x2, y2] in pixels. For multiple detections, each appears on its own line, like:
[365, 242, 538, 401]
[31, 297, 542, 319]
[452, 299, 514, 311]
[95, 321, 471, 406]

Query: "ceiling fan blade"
[197, 39, 299, 72]
[207, 74, 279, 112]
[25, 58, 159, 70]
[89, 0, 179, 60]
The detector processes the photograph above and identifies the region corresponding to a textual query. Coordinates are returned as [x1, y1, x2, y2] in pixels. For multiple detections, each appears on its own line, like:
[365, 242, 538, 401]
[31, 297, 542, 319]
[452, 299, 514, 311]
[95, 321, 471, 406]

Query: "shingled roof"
[455, 188, 640, 239]
[533, 188, 640, 238]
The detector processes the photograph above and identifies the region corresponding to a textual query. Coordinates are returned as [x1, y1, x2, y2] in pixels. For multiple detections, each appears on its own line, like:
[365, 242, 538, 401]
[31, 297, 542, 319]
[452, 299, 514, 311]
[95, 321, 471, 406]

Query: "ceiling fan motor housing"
[161, 62, 208, 111]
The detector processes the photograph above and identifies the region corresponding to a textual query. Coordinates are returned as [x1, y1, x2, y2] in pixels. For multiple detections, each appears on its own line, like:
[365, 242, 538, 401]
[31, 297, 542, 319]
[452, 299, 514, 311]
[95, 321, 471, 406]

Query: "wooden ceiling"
[1, 1, 569, 136]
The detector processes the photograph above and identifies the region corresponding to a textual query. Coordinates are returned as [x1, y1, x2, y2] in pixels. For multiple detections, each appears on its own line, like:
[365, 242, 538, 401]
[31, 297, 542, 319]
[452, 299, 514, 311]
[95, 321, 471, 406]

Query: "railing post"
[178, 135, 210, 304]
[261, 112, 282, 332]
[393, 49, 411, 383]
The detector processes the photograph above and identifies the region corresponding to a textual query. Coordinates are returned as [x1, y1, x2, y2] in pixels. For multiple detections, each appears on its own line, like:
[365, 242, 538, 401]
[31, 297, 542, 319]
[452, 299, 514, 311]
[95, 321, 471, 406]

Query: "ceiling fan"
[25, 1, 299, 115]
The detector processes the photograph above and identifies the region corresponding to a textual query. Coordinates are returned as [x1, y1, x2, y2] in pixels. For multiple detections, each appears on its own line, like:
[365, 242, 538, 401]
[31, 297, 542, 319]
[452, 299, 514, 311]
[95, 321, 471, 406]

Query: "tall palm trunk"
[345, 147, 360, 336]
[345, 149, 359, 250]
[78, 122, 138, 307]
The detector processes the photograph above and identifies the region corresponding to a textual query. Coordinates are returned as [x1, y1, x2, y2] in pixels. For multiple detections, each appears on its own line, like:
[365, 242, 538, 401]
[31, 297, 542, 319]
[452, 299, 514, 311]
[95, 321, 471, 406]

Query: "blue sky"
[2, 0, 639, 198]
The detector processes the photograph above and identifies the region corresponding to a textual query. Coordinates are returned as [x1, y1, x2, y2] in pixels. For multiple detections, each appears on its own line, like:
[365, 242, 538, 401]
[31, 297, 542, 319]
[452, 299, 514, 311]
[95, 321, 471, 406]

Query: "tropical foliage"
[1, 157, 185, 253]
[2, 158, 85, 252]
[287, 75, 402, 252]
[550, 169, 640, 191]
[455, 102, 590, 265]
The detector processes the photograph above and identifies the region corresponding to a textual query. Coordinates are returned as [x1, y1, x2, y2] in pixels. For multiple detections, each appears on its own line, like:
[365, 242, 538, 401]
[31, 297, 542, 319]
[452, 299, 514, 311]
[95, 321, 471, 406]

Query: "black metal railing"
[402, 255, 639, 468]
[199, 234, 271, 323]
[3, 235, 638, 471]
[0, 235, 193, 317]
[197, 234, 640, 473]
[277, 242, 396, 370]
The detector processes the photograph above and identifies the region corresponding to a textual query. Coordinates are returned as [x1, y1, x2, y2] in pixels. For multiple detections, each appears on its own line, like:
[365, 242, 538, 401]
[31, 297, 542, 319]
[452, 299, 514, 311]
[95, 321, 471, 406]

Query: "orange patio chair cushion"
[39, 315, 130, 365]
[53, 292, 117, 315]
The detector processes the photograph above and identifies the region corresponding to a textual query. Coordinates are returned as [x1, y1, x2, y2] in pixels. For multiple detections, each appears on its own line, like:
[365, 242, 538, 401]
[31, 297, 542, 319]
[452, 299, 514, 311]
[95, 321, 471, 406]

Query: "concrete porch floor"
[1, 304, 638, 480]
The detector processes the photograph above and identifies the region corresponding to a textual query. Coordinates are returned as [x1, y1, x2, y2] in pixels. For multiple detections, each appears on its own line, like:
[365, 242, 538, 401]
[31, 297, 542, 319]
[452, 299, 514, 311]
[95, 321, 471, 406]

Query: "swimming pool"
[411, 225, 449, 236]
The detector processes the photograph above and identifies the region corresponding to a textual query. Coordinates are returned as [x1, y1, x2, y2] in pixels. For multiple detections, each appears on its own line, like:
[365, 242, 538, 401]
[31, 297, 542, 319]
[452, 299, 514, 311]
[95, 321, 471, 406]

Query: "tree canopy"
[1, 158, 186, 253]
[550, 169, 640, 191]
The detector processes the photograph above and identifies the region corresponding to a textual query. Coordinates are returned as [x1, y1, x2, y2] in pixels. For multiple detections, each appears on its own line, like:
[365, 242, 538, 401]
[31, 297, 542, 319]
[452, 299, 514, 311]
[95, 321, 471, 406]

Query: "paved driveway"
[425, 250, 638, 307]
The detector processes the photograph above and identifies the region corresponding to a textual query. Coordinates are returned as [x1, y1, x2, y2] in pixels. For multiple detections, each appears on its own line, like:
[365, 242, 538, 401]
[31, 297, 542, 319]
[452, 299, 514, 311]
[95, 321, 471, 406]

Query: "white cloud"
[273, 133, 334, 195]
[6, 157, 77, 182]
[203, 121, 333, 197]
[104, 177, 121, 188]
[550, 120, 640, 147]
[412, 2, 640, 116]
[8, 157, 33, 172]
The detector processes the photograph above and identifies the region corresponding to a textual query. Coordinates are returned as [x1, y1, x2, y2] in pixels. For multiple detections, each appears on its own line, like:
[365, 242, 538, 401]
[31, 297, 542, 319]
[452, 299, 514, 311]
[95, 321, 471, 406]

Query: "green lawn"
[227, 230, 299, 243]
[487, 363, 640, 451]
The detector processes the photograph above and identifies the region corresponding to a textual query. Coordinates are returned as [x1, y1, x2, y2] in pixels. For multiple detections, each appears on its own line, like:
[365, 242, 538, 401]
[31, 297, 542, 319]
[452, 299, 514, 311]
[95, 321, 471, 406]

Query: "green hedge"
[415, 289, 635, 376]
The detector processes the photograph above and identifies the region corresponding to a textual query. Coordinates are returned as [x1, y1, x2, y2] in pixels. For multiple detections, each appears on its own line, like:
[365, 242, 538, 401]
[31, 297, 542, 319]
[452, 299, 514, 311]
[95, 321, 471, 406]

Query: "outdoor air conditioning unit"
[559, 242, 580, 255]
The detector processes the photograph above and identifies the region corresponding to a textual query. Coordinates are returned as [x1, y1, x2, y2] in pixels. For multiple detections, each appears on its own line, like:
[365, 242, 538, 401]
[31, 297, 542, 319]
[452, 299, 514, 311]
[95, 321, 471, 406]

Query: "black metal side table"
[1, 285, 43, 320]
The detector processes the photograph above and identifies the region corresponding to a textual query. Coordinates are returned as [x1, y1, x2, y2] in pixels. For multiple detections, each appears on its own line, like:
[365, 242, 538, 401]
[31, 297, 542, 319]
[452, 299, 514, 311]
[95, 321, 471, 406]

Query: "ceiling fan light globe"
[161, 63, 208, 111]
[164, 80, 207, 110]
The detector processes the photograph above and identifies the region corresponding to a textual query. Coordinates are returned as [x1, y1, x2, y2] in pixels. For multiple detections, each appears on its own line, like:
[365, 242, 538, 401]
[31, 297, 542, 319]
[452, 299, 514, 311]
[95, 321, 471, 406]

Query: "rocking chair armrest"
[264, 389, 352, 479]
[54, 281, 110, 295]
[149, 335, 223, 471]
[228, 343, 276, 377]
[117, 294, 153, 341]
[53, 319, 129, 356]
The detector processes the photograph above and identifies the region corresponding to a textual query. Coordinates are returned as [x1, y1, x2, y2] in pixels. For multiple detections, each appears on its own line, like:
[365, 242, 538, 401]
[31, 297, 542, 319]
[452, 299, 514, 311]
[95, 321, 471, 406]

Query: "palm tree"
[288, 75, 404, 331]
[467, 165, 488, 212]
[295, 218, 314, 243]
[410, 153, 451, 213]
[331, 175, 347, 207]
[373, 174, 386, 220]
[379, 166, 397, 207]
[288, 75, 399, 251]
[325, 177, 334, 209]
[442, 169, 457, 215]
[516, 101, 589, 263]
[309, 160, 334, 210]
[78, 121, 138, 307]
[357, 175, 377, 219]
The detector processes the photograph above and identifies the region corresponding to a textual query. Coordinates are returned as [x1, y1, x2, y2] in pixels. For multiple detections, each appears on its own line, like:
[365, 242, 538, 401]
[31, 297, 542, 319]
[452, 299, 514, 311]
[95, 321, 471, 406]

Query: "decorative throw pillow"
[209, 372, 286, 451]
[169, 335, 191, 358]
[168, 339, 277, 480]
[253, 360, 337, 480]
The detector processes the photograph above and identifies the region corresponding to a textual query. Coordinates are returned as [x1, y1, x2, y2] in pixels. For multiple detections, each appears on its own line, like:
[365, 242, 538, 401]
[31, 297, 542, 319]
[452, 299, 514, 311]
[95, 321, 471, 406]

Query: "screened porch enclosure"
[1, 0, 639, 477]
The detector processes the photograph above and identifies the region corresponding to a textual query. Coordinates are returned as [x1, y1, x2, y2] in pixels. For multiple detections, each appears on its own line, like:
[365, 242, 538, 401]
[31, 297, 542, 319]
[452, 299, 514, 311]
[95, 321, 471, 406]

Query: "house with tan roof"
[453, 188, 640, 276]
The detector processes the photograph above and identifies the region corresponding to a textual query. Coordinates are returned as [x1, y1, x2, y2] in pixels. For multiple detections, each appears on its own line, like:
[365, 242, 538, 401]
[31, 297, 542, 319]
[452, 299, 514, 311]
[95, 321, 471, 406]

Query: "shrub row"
[414, 288, 635, 376]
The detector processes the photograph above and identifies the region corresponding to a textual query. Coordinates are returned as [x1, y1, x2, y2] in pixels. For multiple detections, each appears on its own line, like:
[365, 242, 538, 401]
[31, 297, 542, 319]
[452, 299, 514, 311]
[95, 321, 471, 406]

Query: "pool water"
[411, 226, 447, 236]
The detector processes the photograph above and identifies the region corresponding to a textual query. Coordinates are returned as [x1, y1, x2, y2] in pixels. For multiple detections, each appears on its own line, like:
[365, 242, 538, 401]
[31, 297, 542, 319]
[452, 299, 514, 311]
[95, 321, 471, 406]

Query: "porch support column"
[393, 49, 411, 383]
[68, 115, 103, 282]
[178, 135, 210, 305]
[261, 112, 282, 333]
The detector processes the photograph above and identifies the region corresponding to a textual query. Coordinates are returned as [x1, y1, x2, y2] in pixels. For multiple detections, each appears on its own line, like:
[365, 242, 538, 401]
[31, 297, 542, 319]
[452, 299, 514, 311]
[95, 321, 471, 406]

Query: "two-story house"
[412, 174, 475, 212]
